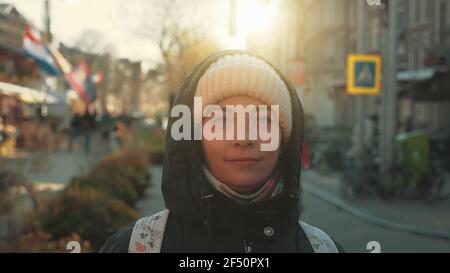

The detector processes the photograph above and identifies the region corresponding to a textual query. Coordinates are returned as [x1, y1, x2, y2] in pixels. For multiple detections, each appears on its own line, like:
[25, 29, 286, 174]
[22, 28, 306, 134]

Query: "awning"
[397, 68, 436, 82]
[397, 67, 450, 101]
[0, 81, 58, 104]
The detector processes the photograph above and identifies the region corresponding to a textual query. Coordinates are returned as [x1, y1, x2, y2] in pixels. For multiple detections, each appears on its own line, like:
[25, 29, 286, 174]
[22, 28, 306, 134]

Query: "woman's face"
[201, 96, 281, 194]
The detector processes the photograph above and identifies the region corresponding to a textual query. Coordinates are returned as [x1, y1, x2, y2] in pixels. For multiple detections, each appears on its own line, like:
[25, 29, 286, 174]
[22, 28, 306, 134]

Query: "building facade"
[397, 0, 450, 136]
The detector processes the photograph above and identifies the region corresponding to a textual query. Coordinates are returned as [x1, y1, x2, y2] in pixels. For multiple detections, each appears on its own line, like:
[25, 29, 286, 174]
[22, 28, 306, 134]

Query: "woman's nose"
[231, 138, 255, 147]
[228, 113, 257, 147]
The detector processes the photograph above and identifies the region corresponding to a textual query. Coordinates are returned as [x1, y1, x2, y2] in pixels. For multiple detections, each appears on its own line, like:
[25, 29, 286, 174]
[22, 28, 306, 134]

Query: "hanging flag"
[47, 46, 98, 105]
[23, 26, 61, 76]
[92, 72, 104, 84]
[47, 45, 72, 74]
[64, 60, 96, 105]
[84, 64, 97, 103]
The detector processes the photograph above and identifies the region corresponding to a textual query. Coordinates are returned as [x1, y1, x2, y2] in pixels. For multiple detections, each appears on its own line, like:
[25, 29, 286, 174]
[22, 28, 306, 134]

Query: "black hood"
[161, 50, 304, 223]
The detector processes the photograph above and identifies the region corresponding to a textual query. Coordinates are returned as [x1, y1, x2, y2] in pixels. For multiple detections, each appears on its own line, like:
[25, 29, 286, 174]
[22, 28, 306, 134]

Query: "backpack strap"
[299, 220, 339, 253]
[128, 209, 170, 253]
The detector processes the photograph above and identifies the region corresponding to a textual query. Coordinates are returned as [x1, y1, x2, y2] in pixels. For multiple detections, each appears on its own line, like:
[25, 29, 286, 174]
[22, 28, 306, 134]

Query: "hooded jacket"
[100, 50, 344, 253]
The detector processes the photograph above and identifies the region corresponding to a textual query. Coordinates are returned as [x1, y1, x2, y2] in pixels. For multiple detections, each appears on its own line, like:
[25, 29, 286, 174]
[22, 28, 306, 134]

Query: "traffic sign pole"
[380, 0, 398, 173]
[355, 0, 367, 160]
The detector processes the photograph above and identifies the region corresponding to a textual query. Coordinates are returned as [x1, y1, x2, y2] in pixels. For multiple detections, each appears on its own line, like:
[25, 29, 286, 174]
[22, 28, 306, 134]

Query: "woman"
[100, 50, 344, 253]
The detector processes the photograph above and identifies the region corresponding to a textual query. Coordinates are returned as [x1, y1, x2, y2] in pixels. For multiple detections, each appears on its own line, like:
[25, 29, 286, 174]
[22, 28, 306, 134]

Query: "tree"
[121, 0, 220, 103]
[72, 29, 116, 56]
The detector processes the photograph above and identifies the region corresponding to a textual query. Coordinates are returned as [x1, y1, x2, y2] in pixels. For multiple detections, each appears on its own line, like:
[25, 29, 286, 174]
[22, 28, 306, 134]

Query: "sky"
[3, 0, 280, 70]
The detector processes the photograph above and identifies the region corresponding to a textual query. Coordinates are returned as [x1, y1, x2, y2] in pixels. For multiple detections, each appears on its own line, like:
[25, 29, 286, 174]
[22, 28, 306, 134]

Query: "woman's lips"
[225, 157, 261, 167]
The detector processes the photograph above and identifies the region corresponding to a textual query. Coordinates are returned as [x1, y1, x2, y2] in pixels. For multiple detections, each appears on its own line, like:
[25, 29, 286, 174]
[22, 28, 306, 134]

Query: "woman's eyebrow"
[221, 106, 261, 112]
[219, 106, 276, 116]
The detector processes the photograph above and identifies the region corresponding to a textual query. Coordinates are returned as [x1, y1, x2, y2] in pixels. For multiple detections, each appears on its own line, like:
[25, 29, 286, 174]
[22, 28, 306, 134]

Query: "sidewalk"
[302, 170, 450, 235]
[1, 129, 165, 218]
[1, 131, 115, 189]
[135, 166, 165, 217]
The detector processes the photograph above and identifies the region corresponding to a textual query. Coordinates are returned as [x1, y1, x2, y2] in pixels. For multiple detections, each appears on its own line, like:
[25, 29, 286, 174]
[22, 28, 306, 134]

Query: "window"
[409, 0, 415, 26]
[408, 40, 417, 69]
[416, 0, 421, 23]
[440, 1, 448, 42]
[419, 0, 427, 23]
[325, 36, 335, 68]
[324, 0, 332, 28]
[409, 0, 419, 26]
[398, 0, 406, 33]
[335, 0, 343, 26]
[336, 35, 344, 67]
[371, 17, 381, 51]
[418, 45, 425, 69]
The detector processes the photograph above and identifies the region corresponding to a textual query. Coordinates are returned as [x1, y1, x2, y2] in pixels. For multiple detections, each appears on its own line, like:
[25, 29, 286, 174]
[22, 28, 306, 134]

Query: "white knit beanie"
[195, 54, 292, 142]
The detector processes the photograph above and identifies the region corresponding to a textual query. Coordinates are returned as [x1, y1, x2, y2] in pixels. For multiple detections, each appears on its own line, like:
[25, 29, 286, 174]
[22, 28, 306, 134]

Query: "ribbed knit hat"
[195, 54, 292, 142]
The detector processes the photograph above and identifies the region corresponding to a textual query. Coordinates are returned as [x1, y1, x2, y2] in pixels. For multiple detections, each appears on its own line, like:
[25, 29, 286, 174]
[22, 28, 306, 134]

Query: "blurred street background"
[0, 0, 449, 252]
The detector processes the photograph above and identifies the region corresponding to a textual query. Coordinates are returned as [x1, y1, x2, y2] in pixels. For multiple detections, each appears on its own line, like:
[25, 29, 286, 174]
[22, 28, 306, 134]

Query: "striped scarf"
[203, 165, 284, 204]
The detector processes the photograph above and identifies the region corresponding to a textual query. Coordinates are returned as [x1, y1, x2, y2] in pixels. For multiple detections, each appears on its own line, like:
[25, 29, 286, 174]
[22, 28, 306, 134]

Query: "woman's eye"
[212, 117, 227, 127]
[215, 117, 224, 123]
[258, 116, 272, 124]
[225, 118, 234, 125]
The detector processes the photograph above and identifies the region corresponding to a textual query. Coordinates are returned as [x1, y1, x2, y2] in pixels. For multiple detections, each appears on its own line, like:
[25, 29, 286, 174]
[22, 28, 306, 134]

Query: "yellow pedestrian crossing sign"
[347, 54, 381, 95]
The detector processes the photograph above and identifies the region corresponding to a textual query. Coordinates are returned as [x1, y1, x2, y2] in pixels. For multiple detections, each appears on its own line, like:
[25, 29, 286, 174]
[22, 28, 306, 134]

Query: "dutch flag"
[23, 26, 61, 76]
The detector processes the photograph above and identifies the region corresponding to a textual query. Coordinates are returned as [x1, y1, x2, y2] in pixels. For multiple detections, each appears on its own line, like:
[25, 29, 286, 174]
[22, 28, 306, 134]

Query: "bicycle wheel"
[429, 170, 450, 200]
[377, 168, 404, 199]
[439, 172, 450, 199]
[339, 171, 365, 200]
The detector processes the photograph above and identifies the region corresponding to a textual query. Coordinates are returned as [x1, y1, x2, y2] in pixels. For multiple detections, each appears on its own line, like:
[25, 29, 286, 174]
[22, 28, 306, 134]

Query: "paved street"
[301, 187, 450, 253]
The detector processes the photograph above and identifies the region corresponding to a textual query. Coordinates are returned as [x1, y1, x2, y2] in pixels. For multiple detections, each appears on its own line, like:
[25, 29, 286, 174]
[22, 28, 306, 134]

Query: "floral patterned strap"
[299, 220, 339, 253]
[128, 209, 170, 253]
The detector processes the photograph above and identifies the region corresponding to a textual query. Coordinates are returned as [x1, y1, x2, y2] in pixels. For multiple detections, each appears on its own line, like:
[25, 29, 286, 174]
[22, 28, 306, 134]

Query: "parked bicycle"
[339, 131, 449, 201]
